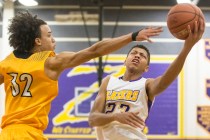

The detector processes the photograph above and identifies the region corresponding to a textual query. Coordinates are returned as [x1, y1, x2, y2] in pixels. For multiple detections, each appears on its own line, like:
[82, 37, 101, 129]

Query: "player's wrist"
[111, 113, 118, 121]
[131, 29, 142, 41]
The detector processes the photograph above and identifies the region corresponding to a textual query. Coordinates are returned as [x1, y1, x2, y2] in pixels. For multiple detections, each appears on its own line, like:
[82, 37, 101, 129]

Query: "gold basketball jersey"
[0, 51, 58, 131]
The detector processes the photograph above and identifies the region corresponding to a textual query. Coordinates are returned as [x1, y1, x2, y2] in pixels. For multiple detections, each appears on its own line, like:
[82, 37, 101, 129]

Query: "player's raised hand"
[114, 111, 145, 129]
[185, 18, 205, 48]
[132, 27, 163, 43]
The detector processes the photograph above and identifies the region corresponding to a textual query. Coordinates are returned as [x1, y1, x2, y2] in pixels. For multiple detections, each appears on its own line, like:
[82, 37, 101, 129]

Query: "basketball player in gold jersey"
[0, 11, 162, 140]
[88, 19, 205, 139]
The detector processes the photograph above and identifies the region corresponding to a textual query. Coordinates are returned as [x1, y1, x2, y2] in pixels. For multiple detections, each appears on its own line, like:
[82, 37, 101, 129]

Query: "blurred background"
[0, 0, 210, 140]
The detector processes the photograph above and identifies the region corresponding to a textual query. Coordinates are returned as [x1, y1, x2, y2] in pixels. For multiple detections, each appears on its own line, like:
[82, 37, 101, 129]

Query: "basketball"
[167, 3, 205, 40]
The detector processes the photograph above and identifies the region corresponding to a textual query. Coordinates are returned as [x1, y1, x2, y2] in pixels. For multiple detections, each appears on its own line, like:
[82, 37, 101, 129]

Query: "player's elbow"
[89, 48, 105, 58]
[88, 112, 101, 127]
[88, 114, 95, 127]
[88, 120, 94, 128]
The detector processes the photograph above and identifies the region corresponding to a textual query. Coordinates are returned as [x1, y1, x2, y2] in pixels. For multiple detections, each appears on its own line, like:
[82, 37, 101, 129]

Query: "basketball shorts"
[0, 124, 48, 140]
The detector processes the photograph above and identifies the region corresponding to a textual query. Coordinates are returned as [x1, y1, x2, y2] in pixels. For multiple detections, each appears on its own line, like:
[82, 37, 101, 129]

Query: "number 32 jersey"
[0, 51, 58, 131]
[102, 76, 153, 140]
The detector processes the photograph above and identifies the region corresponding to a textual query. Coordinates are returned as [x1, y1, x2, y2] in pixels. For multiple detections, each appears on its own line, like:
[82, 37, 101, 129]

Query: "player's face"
[38, 25, 56, 51]
[124, 48, 149, 73]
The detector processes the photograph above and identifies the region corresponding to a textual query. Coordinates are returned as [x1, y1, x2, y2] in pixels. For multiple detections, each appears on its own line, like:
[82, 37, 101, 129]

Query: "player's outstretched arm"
[45, 27, 163, 80]
[146, 19, 205, 99]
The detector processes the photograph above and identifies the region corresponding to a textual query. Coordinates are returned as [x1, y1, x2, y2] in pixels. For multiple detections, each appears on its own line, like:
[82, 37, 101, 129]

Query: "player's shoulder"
[0, 52, 14, 64]
[102, 75, 111, 82]
[145, 78, 154, 85]
[103, 75, 119, 82]
[101, 75, 115, 86]
[34, 51, 55, 58]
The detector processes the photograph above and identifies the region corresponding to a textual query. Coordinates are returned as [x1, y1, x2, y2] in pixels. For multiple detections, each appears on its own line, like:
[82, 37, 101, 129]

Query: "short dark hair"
[127, 44, 150, 65]
[8, 11, 47, 53]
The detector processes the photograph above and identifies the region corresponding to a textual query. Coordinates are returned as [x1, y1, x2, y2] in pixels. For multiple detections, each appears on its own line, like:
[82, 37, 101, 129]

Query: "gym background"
[0, 0, 210, 140]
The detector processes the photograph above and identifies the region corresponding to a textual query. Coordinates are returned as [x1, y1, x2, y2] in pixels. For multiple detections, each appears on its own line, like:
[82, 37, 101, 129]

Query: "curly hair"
[8, 11, 46, 53]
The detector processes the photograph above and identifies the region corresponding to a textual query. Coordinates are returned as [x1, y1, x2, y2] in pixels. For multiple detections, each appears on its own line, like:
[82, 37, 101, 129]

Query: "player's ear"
[123, 60, 126, 66]
[35, 38, 41, 46]
[144, 65, 149, 72]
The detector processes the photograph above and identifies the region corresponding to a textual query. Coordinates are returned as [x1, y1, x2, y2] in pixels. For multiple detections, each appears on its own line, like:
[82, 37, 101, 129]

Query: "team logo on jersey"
[106, 90, 139, 102]
[206, 79, 210, 98]
[205, 40, 210, 60]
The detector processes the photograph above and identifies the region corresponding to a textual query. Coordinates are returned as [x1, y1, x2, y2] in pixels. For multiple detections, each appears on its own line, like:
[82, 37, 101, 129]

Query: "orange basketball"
[167, 3, 205, 40]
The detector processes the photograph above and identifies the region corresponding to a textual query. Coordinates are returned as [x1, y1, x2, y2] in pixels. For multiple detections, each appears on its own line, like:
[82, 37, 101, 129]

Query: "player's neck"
[122, 72, 143, 81]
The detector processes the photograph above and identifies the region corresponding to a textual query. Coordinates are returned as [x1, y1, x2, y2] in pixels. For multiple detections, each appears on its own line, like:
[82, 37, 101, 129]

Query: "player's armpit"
[145, 78, 161, 100]
[0, 74, 4, 85]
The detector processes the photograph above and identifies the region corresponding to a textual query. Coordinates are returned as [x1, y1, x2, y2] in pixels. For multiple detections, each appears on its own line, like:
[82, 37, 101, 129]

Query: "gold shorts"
[0, 124, 48, 140]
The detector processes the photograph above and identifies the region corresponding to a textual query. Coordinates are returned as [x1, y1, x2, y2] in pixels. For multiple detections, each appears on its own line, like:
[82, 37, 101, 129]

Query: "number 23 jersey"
[102, 75, 153, 140]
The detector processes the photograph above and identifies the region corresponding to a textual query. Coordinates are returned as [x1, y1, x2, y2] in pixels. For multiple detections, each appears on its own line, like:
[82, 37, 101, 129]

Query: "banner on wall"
[205, 40, 210, 60]
[44, 55, 180, 139]
[196, 39, 210, 134]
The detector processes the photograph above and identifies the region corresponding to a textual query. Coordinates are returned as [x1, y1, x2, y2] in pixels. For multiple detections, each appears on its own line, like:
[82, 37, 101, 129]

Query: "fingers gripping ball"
[167, 3, 205, 40]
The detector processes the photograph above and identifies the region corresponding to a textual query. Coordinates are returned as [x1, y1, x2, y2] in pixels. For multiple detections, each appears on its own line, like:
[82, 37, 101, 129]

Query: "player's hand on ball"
[185, 18, 205, 48]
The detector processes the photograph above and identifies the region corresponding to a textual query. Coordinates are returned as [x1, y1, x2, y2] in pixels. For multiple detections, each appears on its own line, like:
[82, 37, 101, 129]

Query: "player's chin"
[128, 65, 139, 71]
